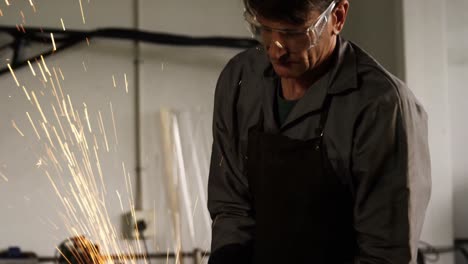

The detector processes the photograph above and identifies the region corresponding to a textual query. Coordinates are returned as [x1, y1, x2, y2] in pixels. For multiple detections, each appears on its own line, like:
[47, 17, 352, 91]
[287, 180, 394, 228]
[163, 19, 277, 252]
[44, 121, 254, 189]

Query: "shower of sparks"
[7, 41, 155, 264]
[60, 18, 66, 31]
[7, 64, 20, 87]
[51, 33, 57, 51]
[78, 0, 86, 24]
[0, 171, 8, 182]
[31, 91, 48, 123]
[26, 112, 41, 139]
[11, 120, 25, 137]
[124, 73, 128, 93]
[109, 102, 118, 145]
[28, 60, 36, 76]
[112, 75, 116, 88]
[82, 61, 87, 72]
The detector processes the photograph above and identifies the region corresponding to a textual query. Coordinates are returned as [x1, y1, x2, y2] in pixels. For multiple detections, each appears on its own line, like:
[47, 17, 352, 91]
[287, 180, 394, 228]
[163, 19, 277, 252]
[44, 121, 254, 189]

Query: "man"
[207, 0, 431, 263]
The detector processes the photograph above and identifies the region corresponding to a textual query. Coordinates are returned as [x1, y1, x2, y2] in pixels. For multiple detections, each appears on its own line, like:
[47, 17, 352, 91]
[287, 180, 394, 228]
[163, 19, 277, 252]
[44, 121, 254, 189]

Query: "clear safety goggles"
[244, 0, 337, 52]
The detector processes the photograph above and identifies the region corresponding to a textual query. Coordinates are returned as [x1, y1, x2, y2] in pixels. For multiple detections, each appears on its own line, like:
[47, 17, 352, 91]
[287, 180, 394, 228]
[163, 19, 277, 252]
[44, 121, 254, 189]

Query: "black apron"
[247, 95, 356, 264]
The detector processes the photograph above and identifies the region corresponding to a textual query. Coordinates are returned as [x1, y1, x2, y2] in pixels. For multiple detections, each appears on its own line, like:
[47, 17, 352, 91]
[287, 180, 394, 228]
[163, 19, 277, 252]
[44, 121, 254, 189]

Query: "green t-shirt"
[275, 81, 299, 126]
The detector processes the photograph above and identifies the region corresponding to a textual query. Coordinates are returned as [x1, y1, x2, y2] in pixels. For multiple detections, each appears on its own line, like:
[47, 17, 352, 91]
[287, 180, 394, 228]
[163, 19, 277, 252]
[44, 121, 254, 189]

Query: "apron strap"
[315, 94, 333, 137]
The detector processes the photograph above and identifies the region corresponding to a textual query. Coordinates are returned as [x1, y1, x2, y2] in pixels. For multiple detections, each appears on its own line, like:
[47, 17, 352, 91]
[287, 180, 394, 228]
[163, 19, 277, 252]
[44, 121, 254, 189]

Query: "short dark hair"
[243, 0, 336, 24]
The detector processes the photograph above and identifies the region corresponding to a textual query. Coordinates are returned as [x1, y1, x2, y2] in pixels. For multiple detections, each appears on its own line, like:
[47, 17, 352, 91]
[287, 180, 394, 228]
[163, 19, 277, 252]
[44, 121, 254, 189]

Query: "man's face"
[256, 10, 336, 79]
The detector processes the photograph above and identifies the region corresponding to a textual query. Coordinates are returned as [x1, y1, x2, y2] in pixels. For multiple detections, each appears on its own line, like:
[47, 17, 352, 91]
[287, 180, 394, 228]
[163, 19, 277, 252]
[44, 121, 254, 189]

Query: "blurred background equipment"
[0, 247, 38, 264]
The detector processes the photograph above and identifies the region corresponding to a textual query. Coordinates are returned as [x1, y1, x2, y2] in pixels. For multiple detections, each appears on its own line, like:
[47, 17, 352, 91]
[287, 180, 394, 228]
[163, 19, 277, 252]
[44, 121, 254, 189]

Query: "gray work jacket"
[208, 36, 431, 263]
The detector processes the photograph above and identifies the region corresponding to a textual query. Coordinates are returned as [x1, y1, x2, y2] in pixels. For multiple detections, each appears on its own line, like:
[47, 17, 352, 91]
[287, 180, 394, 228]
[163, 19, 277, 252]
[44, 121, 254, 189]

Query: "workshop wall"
[447, 0, 468, 263]
[403, 0, 454, 263]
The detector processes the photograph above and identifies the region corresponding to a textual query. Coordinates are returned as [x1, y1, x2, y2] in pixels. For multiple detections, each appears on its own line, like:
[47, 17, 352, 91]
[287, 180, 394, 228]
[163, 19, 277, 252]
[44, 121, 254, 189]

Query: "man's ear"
[332, 0, 349, 35]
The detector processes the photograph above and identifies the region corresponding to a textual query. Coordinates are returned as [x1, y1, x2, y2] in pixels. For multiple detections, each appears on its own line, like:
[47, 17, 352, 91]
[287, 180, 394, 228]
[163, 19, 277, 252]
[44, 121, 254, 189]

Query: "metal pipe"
[133, 0, 143, 211]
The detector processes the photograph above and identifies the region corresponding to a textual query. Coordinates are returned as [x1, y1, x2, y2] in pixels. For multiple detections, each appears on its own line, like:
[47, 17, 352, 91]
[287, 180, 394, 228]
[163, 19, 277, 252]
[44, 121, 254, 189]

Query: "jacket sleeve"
[207, 58, 255, 264]
[352, 90, 431, 264]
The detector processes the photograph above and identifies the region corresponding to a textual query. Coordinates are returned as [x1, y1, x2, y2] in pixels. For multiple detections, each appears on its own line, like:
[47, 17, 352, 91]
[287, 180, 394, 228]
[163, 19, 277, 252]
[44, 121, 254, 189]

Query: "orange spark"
[0, 171, 8, 182]
[116, 190, 124, 212]
[27, 60, 36, 76]
[11, 120, 25, 137]
[51, 33, 57, 51]
[98, 111, 109, 152]
[21, 86, 31, 101]
[67, 94, 77, 122]
[36, 60, 48, 83]
[79, 0, 86, 24]
[53, 67, 66, 112]
[20, 10, 26, 24]
[26, 112, 41, 139]
[52, 106, 67, 140]
[58, 67, 65, 80]
[109, 102, 118, 146]
[41, 122, 55, 149]
[124, 73, 128, 93]
[60, 18, 66, 31]
[7, 64, 20, 86]
[83, 103, 92, 133]
[41, 55, 52, 76]
[31, 91, 48, 123]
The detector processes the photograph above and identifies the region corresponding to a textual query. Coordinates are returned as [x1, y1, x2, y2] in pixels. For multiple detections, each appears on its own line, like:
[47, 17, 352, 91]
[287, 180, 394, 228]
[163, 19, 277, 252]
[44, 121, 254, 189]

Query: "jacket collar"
[260, 36, 358, 131]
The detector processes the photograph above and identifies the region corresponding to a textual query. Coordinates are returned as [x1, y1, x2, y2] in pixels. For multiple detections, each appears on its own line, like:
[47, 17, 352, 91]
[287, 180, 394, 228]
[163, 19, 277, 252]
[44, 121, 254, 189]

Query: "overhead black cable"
[0, 26, 258, 76]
